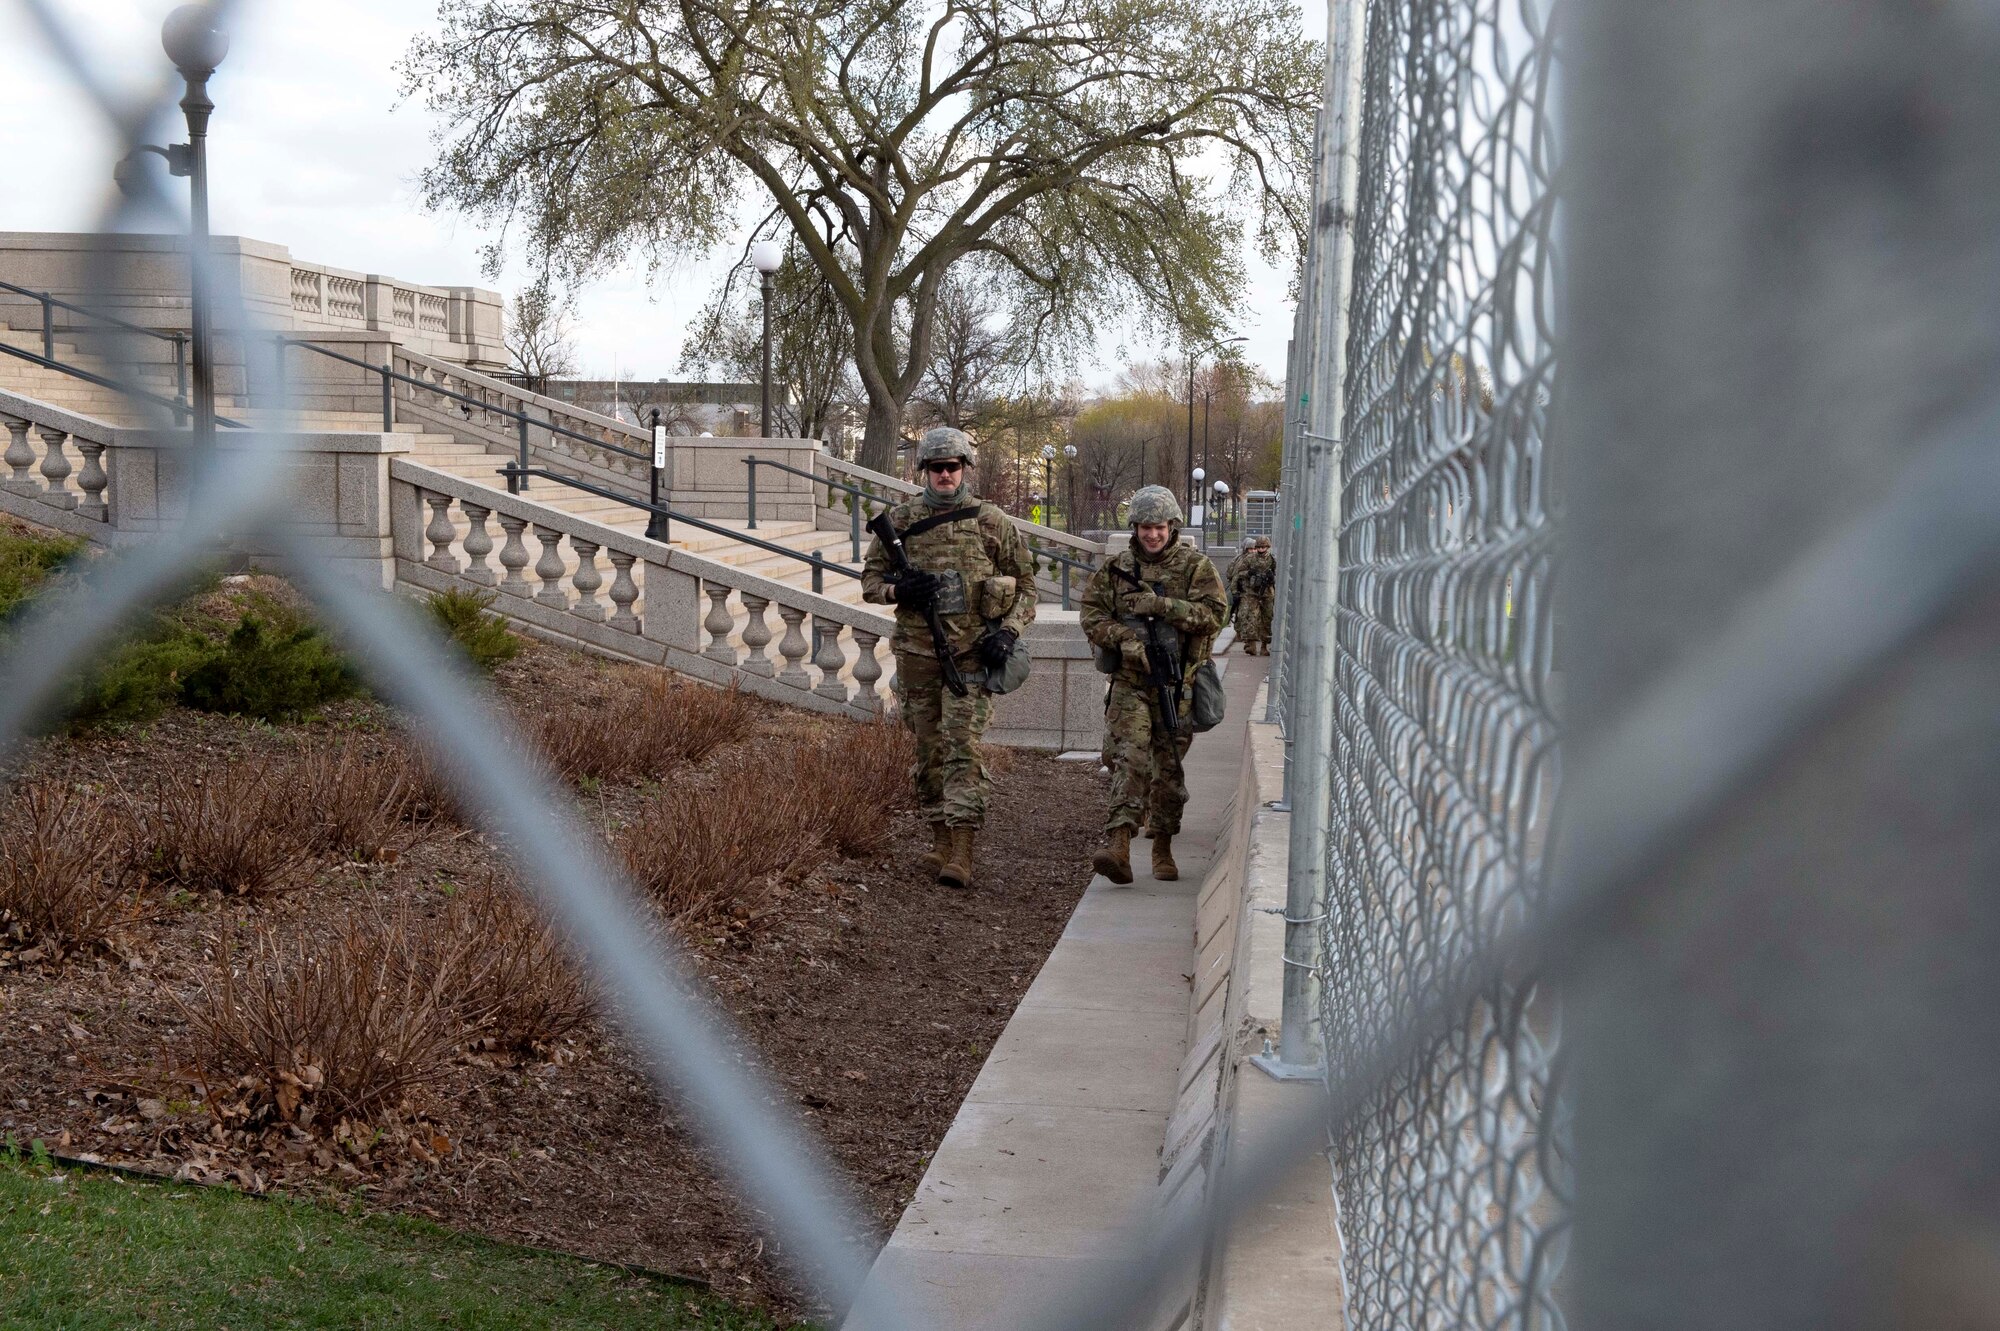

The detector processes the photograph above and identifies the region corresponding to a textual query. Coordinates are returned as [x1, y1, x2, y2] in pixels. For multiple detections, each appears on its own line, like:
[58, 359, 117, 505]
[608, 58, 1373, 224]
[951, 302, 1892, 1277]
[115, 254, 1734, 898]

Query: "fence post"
[849, 493, 861, 563]
[746, 455, 758, 529]
[513, 410, 530, 494]
[1254, 0, 1369, 1084]
[380, 362, 393, 431]
[40, 296, 52, 360]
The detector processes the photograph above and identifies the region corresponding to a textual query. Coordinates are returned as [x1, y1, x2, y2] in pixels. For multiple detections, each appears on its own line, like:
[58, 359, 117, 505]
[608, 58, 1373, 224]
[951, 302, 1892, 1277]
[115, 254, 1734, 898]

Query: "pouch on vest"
[977, 575, 1018, 619]
[930, 569, 968, 615]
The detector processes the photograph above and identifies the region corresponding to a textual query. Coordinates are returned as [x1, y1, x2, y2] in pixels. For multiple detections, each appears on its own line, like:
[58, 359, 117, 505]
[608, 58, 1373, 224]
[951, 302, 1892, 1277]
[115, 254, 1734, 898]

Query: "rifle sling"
[898, 505, 984, 541]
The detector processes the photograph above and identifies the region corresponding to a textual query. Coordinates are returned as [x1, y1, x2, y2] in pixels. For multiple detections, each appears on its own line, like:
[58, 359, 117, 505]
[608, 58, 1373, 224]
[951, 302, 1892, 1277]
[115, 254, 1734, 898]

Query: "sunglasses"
[923, 460, 965, 475]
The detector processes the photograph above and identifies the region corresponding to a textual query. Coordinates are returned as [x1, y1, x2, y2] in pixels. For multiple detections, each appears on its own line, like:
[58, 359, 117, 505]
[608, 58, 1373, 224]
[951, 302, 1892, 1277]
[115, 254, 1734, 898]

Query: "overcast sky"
[0, 0, 1318, 391]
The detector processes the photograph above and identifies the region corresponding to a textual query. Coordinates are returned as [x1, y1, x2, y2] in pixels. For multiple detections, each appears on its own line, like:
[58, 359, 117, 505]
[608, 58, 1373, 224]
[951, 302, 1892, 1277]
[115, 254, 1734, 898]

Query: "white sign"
[1189, 503, 1206, 526]
[652, 424, 667, 470]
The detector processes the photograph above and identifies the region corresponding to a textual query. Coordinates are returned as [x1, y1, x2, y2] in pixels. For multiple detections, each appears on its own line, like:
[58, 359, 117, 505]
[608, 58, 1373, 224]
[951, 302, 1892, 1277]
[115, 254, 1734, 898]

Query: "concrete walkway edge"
[843, 656, 1268, 1331]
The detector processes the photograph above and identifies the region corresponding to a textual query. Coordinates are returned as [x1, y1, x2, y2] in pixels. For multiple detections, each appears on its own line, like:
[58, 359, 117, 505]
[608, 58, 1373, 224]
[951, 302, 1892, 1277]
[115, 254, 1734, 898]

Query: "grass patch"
[0, 1151, 805, 1330]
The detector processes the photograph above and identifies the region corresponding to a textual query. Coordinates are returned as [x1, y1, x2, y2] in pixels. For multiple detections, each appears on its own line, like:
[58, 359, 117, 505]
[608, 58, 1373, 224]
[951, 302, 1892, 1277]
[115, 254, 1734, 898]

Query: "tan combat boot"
[919, 821, 951, 875]
[1092, 827, 1135, 885]
[1152, 833, 1179, 881]
[938, 826, 976, 890]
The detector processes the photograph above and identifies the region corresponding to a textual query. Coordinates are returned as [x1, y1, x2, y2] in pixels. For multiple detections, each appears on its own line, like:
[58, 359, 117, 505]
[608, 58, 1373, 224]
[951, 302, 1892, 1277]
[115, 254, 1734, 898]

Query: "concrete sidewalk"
[847, 655, 1268, 1330]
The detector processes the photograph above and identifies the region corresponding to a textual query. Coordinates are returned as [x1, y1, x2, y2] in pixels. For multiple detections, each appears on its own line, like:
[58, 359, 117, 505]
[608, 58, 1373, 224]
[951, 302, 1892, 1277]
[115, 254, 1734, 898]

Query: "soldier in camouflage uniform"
[1080, 485, 1228, 884]
[861, 427, 1038, 890]
[1228, 535, 1278, 654]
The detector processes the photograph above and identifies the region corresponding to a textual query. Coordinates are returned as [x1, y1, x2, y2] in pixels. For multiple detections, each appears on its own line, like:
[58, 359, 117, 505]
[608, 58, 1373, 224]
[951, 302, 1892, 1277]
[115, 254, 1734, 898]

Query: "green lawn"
[0, 1152, 807, 1330]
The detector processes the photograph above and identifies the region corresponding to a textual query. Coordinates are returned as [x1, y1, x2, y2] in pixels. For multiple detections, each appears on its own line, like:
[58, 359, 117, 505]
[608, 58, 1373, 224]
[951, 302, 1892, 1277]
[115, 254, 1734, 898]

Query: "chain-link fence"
[1272, 0, 1568, 1324]
[12, 1, 1998, 1328]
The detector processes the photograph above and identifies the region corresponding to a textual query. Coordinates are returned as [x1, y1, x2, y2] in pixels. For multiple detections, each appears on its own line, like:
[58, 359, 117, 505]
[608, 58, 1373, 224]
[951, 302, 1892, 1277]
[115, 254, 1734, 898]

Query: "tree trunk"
[859, 393, 905, 475]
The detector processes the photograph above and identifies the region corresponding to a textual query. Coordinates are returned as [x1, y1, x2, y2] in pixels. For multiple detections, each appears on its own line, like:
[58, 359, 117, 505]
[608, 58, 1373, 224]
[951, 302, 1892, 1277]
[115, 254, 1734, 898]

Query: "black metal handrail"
[275, 338, 653, 481]
[744, 453, 1094, 608]
[500, 464, 861, 595]
[0, 278, 194, 424]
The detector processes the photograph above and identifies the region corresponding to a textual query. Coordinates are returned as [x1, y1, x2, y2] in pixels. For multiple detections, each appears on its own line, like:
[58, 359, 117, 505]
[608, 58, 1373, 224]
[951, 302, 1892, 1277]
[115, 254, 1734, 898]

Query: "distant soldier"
[1080, 486, 1228, 884]
[862, 428, 1037, 890]
[1228, 535, 1278, 654]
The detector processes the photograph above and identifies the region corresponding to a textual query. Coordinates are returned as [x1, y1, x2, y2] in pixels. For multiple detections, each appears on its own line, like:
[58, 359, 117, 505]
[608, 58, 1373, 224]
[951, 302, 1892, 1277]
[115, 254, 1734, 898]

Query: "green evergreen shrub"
[65, 626, 217, 728]
[0, 528, 84, 621]
[180, 613, 358, 721]
[426, 588, 521, 672]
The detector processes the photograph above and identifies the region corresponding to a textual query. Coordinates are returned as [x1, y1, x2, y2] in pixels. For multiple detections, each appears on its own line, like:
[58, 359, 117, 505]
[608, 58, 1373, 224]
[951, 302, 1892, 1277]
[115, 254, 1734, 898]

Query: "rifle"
[867, 510, 968, 697]
[1109, 563, 1183, 732]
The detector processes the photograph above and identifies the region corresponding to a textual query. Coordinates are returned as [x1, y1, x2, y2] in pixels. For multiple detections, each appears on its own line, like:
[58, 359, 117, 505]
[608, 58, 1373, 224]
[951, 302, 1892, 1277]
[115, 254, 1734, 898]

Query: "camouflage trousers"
[1102, 679, 1195, 836]
[894, 650, 995, 828]
[1233, 593, 1275, 644]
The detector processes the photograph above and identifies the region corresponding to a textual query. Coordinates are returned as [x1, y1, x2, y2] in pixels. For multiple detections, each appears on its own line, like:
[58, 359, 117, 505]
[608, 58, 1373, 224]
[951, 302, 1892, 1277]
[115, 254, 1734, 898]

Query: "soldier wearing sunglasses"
[862, 428, 1039, 889]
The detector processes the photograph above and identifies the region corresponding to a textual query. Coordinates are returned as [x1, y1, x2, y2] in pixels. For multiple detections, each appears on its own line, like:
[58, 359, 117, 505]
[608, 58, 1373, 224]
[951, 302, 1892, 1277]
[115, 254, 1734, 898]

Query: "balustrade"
[0, 413, 112, 523]
[393, 471, 893, 718]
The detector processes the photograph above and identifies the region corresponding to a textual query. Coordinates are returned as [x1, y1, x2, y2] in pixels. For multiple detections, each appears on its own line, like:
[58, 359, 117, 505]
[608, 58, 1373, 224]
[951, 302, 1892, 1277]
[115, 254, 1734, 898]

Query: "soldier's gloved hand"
[1129, 592, 1176, 619]
[890, 569, 940, 609]
[975, 626, 1018, 670]
[1119, 639, 1151, 674]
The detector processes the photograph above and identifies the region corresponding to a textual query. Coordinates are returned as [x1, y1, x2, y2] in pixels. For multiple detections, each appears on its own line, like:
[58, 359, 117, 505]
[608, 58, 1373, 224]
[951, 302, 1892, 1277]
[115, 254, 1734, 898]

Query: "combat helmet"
[1127, 484, 1184, 530]
[917, 426, 976, 468]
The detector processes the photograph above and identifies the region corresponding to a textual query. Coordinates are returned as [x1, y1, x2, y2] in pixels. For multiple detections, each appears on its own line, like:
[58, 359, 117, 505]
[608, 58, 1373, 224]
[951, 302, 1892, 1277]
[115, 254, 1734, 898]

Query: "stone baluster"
[775, 605, 811, 687]
[850, 627, 884, 713]
[496, 514, 531, 595]
[37, 426, 75, 510]
[3, 417, 36, 495]
[460, 502, 496, 585]
[422, 491, 461, 572]
[73, 440, 109, 521]
[606, 550, 640, 632]
[570, 537, 606, 622]
[812, 619, 849, 703]
[738, 594, 774, 677]
[532, 526, 568, 607]
[702, 582, 737, 664]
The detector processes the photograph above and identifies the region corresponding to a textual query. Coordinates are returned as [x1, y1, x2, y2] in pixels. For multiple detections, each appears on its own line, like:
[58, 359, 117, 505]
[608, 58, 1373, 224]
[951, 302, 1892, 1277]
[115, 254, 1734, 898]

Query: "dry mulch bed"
[0, 635, 1105, 1319]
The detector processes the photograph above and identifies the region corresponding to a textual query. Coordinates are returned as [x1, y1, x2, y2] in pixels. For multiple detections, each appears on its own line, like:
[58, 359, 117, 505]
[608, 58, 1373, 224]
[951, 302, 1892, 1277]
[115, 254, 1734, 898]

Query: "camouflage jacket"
[1229, 550, 1278, 601]
[861, 493, 1038, 660]
[1080, 538, 1229, 687]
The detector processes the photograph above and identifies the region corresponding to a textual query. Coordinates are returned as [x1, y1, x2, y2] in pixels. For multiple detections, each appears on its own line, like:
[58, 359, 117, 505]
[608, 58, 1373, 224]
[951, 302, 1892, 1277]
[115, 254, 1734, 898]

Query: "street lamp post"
[160, 5, 228, 448]
[1190, 466, 1206, 546]
[1040, 444, 1056, 526]
[1212, 479, 1230, 545]
[750, 240, 783, 437]
[1185, 335, 1246, 513]
[1063, 443, 1077, 532]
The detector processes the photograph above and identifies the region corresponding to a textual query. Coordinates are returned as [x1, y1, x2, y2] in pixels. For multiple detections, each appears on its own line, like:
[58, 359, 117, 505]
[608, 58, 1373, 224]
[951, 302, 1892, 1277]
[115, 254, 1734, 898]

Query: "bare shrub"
[285, 737, 430, 861]
[128, 759, 312, 897]
[429, 877, 594, 1054]
[766, 720, 917, 858]
[185, 906, 470, 1126]
[0, 784, 139, 956]
[535, 675, 754, 784]
[619, 759, 826, 921]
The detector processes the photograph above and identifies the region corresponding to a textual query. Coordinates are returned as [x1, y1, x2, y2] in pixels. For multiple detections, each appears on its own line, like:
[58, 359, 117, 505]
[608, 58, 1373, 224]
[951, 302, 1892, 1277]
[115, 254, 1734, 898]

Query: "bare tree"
[911, 280, 1017, 434]
[684, 243, 861, 443]
[405, 0, 1320, 471]
[504, 278, 578, 394]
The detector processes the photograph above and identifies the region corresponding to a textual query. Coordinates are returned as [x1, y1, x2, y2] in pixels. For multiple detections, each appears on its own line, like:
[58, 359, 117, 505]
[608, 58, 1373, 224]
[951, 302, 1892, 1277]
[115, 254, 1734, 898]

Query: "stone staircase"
[0, 323, 871, 609]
